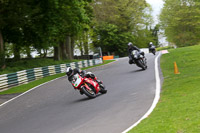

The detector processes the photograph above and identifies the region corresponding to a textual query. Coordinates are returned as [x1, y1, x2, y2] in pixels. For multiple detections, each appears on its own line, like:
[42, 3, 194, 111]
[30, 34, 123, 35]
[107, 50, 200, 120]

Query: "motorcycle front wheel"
[81, 86, 96, 98]
[137, 59, 147, 70]
[99, 83, 107, 94]
[152, 50, 156, 55]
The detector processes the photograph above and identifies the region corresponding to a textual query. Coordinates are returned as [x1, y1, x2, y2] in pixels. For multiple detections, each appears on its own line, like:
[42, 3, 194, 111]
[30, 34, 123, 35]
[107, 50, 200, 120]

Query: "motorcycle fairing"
[84, 78, 100, 93]
[71, 74, 84, 88]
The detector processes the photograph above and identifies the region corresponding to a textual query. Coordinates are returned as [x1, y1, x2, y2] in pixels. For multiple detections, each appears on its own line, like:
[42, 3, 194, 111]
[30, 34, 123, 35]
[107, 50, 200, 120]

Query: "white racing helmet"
[66, 67, 73, 77]
[128, 42, 133, 47]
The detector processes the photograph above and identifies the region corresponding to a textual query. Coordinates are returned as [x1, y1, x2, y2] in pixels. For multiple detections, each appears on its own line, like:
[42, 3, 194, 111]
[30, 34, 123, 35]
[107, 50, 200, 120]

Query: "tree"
[0, 0, 93, 62]
[93, 23, 135, 56]
[0, 31, 5, 69]
[91, 0, 153, 56]
[160, 0, 200, 47]
[152, 25, 160, 47]
[0, 0, 36, 60]
[50, 0, 93, 60]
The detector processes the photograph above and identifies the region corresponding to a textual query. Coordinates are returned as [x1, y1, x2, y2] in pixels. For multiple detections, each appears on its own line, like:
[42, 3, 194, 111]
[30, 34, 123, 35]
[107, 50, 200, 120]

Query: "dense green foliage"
[92, 23, 135, 56]
[0, 0, 158, 70]
[0, 0, 93, 68]
[92, 0, 157, 56]
[160, 0, 200, 47]
[130, 44, 200, 132]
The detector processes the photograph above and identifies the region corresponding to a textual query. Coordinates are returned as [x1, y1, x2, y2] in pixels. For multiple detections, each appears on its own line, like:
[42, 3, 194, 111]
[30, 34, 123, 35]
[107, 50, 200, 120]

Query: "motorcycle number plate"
[72, 74, 82, 87]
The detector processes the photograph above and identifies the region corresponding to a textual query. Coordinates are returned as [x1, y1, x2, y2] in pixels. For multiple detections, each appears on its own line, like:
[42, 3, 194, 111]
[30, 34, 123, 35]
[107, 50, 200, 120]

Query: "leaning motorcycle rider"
[128, 42, 144, 64]
[149, 42, 154, 49]
[148, 42, 156, 55]
[66, 67, 85, 82]
[66, 67, 104, 94]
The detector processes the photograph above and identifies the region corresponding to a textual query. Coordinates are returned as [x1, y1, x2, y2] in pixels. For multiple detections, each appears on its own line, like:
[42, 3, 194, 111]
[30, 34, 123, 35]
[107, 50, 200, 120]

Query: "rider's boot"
[80, 90, 84, 95]
[96, 80, 107, 94]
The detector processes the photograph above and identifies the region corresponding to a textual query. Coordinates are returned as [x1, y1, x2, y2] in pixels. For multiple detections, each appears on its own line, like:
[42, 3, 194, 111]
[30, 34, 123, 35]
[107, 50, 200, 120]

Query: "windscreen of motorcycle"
[72, 74, 82, 87]
[132, 50, 137, 56]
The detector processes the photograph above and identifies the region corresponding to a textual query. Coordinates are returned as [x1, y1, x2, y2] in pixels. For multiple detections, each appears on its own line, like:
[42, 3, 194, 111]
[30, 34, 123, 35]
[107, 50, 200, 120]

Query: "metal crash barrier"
[0, 58, 103, 91]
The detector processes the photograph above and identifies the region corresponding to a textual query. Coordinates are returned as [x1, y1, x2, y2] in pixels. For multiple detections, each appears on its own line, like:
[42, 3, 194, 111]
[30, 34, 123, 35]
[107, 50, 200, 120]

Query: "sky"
[146, 0, 168, 45]
[146, 0, 164, 25]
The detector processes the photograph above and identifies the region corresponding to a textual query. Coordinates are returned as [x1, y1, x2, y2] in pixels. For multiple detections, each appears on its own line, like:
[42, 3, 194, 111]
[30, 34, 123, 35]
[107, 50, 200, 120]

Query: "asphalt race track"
[0, 53, 161, 133]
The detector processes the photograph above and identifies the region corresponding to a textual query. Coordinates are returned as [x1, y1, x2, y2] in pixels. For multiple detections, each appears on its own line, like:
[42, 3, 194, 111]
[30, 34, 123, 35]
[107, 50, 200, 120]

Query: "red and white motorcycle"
[71, 73, 107, 98]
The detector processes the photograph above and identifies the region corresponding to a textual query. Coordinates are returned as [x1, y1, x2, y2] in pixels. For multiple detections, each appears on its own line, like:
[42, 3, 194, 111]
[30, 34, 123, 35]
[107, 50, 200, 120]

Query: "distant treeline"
[0, 0, 158, 70]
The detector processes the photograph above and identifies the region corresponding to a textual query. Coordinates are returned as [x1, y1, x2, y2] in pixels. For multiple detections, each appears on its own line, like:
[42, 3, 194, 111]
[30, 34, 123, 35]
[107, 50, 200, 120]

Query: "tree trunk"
[43, 49, 47, 58]
[60, 41, 67, 60]
[13, 44, 21, 61]
[71, 37, 75, 59]
[80, 42, 84, 56]
[37, 49, 42, 58]
[83, 32, 89, 55]
[66, 36, 73, 60]
[54, 46, 61, 61]
[0, 31, 5, 69]
[25, 46, 32, 58]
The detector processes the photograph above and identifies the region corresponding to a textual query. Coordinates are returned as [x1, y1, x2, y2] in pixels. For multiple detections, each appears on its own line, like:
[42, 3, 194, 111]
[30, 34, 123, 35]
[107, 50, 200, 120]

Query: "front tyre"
[81, 86, 96, 98]
[99, 83, 107, 94]
[152, 50, 156, 55]
[138, 59, 147, 70]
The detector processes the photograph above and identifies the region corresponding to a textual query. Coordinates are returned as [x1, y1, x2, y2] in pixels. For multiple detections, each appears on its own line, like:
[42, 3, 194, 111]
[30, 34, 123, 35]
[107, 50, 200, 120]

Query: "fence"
[0, 58, 103, 91]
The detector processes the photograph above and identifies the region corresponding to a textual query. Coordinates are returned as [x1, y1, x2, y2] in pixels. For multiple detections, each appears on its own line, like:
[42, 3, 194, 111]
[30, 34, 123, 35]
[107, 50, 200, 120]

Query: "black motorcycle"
[131, 50, 147, 70]
[149, 45, 156, 55]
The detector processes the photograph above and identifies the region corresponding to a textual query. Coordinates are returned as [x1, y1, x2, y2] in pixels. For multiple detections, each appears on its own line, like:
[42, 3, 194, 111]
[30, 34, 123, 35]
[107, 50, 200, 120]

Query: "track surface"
[0, 53, 159, 133]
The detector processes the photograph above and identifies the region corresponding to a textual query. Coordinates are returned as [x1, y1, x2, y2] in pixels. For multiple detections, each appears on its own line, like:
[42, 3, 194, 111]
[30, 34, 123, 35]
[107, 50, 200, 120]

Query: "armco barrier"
[114, 56, 119, 59]
[0, 58, 103, 91]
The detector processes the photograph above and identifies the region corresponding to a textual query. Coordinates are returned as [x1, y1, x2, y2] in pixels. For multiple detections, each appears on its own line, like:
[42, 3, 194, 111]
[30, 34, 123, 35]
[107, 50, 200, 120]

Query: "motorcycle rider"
[66, 67, 86, 82]
[148, 42, 156, 54]
[128, 42, 144, 64]
[149, 42, 155, 49]
[66, 67, 104, 94]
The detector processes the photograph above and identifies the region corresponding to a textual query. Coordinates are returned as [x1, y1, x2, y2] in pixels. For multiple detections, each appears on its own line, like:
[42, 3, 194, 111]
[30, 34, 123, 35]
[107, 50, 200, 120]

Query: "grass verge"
[0, 58, 83, 75]
[156, 46, 174, 51]
[0, 60, 115, 95]
[129, 45, 200, 133]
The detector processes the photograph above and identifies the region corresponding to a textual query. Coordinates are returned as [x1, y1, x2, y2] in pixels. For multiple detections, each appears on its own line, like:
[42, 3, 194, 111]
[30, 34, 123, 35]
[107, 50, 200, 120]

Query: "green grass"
[0, 60, 115, 95]
[129, 45, 200, 133]
[0, 58, 83, 75]
[156, 46, 174, 51]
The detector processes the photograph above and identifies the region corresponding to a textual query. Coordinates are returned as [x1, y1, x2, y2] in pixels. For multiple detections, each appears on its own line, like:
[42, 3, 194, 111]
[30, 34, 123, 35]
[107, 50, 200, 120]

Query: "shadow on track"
[70, 93, 104, 104]
[130, 69, 145, 73]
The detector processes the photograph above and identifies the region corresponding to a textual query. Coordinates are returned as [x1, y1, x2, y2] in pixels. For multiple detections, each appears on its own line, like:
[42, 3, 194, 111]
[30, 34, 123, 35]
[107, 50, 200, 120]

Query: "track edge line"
[122, 52, 162, 133]
[0, 60, 117, 107]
